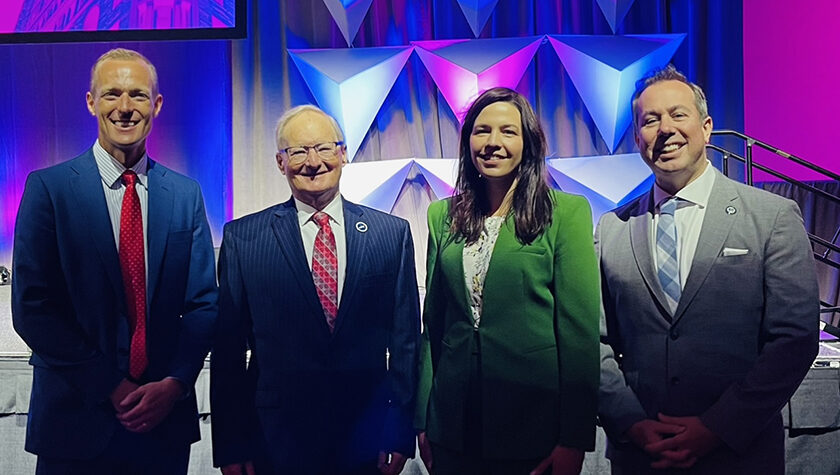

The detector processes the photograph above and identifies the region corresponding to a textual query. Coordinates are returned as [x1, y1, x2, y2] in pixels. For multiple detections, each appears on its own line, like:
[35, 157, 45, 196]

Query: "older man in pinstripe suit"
[210, 105, 420, 475]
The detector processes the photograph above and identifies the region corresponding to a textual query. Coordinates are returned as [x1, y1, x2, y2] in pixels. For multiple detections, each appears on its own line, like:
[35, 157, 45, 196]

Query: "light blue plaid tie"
[656, 198, 680, 311]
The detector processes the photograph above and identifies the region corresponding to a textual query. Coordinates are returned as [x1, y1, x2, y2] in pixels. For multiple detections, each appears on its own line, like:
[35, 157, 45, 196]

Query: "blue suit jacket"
[210, 197, 420, 472]
[12, 149, 218, 459]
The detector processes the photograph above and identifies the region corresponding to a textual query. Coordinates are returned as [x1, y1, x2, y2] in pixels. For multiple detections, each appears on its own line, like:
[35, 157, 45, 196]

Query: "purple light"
[412, 37, 543, 122]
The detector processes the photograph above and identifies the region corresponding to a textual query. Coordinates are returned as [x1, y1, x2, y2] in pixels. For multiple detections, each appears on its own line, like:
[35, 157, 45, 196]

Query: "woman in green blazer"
[415, 88, 600, 475]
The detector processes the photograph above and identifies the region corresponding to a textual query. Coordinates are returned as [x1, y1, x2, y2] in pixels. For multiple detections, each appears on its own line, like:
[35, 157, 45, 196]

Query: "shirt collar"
[294, 193, 344, 229]
[92, 140, 148, 189]
[653, 159, 715, 211]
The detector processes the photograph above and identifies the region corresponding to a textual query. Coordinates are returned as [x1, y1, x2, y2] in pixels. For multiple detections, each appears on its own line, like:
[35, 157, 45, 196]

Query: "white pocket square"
[722, 247, 749, 257]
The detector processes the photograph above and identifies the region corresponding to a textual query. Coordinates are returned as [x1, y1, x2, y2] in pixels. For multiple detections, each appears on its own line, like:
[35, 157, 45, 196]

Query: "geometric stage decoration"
[595, 0, 636, 33]
[339, 155, 652, 225]
[456, 0, 500, 37]
[546, 153, 653, 224]
[412, 37, 543, 122]
[289, 46, 414, 161]
[341, 159, 458, 212]
[547, 34, 685, 153]
[322, 0, 375, 46]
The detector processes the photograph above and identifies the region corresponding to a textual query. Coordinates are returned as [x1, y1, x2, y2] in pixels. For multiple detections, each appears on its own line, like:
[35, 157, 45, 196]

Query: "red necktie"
[312, 211, 338, 332]
[119, 170, 148, 380]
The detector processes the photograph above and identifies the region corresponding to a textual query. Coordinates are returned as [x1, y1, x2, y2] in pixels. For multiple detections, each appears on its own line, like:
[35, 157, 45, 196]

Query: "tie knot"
[122, 170, 138, 187]
[313, 211, 331, 228]
[660, 197, 678, 216]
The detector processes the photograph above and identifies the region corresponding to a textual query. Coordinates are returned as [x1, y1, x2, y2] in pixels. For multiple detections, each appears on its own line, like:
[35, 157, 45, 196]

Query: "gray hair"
[274, 104, 345, 151]
[631, 64, 708, 129]
[90, 48, 159, 95]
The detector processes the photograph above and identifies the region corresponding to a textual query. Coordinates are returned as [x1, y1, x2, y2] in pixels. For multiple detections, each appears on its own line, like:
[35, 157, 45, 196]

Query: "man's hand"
[220, 461, 255, 475]
[626, 418, 685, 452]
[529, 445, 584, 475]
[417, 431, 433, 473]
[110, 379, 139, 414]
[377, 451, 407, 475]
[116, 378, 186, 432]
[644, 414, 721, 469]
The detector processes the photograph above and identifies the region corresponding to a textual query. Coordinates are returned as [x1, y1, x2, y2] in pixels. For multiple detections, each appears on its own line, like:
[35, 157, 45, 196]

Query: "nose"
[658, 116, 676, 135]
[483, 129, 503, 150]
[302, 147, 324, 167]
[116, 93, 132, 112]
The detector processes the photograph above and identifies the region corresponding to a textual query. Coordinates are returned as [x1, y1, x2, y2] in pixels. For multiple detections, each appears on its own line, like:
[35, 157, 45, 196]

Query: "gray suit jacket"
[597, 168, 819, 474]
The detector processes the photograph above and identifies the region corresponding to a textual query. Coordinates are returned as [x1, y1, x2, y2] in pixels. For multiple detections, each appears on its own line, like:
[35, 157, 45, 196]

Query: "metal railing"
[707, 130, 840, 322]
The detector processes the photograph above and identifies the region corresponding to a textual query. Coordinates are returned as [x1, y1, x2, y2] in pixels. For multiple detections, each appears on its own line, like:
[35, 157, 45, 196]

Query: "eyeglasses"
[282, 141, 344, 163]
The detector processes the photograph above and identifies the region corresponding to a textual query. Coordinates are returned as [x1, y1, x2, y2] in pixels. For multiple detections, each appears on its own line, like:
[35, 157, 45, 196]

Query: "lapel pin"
[355, 221, 368, 233]
[725, 206, 737, 215]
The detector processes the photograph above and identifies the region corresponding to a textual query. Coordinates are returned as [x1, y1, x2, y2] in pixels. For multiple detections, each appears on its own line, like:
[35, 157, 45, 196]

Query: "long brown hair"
[449, 87, 553, 245]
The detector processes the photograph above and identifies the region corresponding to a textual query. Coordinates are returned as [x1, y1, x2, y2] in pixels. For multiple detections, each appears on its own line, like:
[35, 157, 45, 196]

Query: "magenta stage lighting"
[412, 36, 543, 123]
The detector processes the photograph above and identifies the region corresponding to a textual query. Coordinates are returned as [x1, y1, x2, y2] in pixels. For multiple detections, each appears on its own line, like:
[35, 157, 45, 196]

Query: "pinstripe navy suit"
[210, 196, 420, 474]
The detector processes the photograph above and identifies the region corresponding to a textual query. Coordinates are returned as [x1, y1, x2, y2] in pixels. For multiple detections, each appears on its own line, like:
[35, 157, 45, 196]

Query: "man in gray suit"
[597, 65, 819, 474]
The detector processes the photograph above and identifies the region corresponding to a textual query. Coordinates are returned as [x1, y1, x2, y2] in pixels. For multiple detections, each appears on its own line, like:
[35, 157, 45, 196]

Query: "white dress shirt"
[294, 194, 348, 303]
[92, 140, 149, 271]
[651, 160, 716, 290]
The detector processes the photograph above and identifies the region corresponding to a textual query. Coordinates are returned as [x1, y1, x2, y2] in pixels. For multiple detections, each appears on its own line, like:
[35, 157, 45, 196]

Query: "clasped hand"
[627, 413, 721, 469]
[110, 378, 185, 433]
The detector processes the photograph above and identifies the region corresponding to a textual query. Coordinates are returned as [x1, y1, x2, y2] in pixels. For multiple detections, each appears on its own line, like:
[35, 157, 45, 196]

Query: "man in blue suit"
[12, 48, 218, 474]
[210, 105, 420, 475]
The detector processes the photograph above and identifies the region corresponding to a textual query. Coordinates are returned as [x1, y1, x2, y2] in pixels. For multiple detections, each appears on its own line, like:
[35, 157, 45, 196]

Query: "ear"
[337, 145, 348, 167]
[86, 91, 96, 116]
[702, 115, 713, 143]
[152, 94, 163, 117]
[275, 152, 287, 175]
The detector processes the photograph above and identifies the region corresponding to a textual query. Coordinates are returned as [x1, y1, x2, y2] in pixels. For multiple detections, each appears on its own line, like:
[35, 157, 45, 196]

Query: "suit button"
[670, 329, 679, 340]
[671, 377, 680, 385]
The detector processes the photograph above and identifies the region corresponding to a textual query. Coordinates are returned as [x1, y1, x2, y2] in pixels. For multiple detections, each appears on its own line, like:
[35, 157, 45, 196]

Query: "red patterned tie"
[312, 211, 338, 332]
[119, 170, 147, 380]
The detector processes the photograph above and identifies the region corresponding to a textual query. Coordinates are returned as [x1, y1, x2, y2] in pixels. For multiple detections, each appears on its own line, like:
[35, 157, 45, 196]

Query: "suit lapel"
[628, 192, 673, 319]
[69, 151, 124, 300]
[334, 199, 366, 336]
[270, 199, 326, 324]
[673, 170, 739, 323]
[146, 160, 172, 306]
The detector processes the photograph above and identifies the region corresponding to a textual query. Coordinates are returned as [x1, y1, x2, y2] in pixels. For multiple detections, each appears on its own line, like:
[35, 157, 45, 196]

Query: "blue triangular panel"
[289, 46, 414, 161]
[456, 0, 500, 37]
[360, 161, 414, 212]
[323, 0, 374, 45]
[595, 0, 636, 33]
[548, 34, 685, 152]
[415, 161, 456, 199]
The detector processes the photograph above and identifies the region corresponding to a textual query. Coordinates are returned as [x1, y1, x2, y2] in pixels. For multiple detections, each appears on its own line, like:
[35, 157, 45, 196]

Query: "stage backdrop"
[1, 0, 745, 267]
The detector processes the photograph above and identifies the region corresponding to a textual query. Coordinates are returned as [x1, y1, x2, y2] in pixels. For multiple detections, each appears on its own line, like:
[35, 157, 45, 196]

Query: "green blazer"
[415, 190, 600, 459]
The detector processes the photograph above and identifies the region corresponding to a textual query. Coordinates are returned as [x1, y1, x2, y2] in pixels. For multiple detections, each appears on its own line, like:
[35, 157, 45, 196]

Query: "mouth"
[300, 170, 329, 179]
[655, 142, 685, 157]
[109, 118, 141, 130]
[478, 153, 508, 162]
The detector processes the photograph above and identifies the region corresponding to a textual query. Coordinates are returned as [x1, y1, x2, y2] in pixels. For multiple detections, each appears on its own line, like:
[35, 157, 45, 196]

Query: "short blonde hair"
[89, 48, 159, 95]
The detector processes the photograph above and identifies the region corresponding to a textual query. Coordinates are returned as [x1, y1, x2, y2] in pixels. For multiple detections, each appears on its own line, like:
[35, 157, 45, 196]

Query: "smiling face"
[469, 101, 524, 185]
[634, 80, 713, 193]
[86, 58, 162, 167]
[276, 110, 346, 210]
